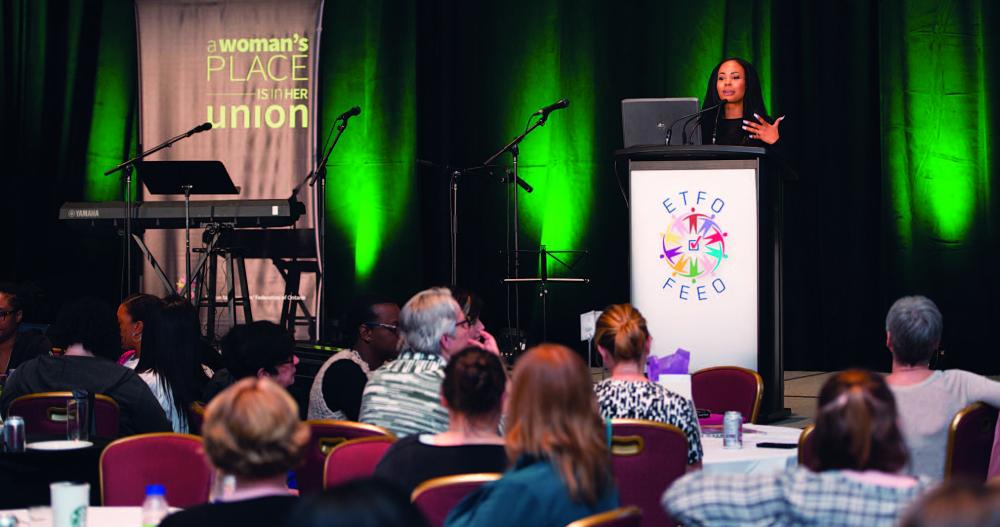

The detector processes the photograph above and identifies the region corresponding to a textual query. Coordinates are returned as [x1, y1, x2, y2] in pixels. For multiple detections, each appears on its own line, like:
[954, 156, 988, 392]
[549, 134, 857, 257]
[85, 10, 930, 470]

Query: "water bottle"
[141, 484, 169, 527]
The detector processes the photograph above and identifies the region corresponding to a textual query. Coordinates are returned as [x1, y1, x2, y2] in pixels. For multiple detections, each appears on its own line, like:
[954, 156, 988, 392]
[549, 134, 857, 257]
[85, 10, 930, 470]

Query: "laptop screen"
[621, 98, 701, 148]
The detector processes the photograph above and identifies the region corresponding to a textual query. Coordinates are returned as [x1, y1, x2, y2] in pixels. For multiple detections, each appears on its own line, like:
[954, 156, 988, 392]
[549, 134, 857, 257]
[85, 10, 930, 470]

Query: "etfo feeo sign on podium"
[630, 160, 759, 372]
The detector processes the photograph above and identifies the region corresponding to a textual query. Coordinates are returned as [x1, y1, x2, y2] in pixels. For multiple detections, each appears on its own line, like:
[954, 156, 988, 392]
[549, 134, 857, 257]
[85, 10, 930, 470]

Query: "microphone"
[664, 100, 726, 145]
[185, 122, 212, 137]
[533, 98, 570, 117]
[337, 106, 361, 121]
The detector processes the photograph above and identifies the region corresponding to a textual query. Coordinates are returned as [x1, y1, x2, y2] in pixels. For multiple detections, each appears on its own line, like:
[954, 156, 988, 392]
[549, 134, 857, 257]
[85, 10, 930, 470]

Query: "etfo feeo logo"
[659, 190, 728, 301]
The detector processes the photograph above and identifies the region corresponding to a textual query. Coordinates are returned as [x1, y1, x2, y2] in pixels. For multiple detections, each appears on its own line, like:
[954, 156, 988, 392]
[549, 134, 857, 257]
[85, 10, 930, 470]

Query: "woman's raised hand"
[743, 113, 784, 144]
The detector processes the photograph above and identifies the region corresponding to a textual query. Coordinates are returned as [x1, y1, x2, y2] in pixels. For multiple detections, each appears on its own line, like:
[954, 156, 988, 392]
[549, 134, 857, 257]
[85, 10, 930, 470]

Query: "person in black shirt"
[0, 283, 51, 375]
[287, 478, 428, 527]
[699, 57, 784, 147]
[0, 297, 171, 436]
[160, 377, 308, 527]
[307, 295, 400, 421]
[374, 347, 508, 496]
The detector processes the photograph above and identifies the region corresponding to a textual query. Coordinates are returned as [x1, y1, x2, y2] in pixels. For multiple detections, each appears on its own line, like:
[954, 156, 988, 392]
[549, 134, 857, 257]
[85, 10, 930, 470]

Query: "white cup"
[50, 482, 89, 527]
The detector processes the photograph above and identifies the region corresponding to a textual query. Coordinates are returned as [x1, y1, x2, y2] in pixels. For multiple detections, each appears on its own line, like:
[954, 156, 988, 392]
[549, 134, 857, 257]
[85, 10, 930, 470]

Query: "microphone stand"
[482, 112, 545, 344]
[104, 125, 212, 296]
[293, 112, 353, 342]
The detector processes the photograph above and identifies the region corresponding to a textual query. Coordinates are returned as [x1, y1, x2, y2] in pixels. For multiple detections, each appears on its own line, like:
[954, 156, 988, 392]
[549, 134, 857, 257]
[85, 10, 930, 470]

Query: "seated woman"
[115, 293, 163, 368]
[592, 303, 702, 468]
[135, 297, 208, 433]
[160, 377, 308, 527]
[663, 370, 933, 527]
[445, 344, 618, 527]
[374, 347, 508, 496]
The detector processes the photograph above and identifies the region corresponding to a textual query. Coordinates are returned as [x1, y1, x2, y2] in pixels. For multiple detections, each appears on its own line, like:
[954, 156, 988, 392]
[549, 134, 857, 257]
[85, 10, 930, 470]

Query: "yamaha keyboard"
[59, 198, 305, 229]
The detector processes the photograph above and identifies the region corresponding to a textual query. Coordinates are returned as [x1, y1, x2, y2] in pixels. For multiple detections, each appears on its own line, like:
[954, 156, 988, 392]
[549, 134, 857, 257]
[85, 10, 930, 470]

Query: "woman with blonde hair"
[593, 303, 702, 468]
[663, 370, 933, 526]
[160, 377, 309, 527]
[445, 344, 617, 527]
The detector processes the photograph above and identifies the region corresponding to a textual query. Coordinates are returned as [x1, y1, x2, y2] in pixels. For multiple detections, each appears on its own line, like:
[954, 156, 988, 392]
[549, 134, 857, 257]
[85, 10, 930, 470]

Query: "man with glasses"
[359, 287, 498, 437]
[308, 295, 401, 421]
[0, 283, 51, 376]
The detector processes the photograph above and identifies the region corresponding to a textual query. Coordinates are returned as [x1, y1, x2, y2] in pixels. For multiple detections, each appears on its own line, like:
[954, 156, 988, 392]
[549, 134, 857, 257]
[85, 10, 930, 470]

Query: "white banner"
[135, 0, 323, 337]
[630, 163, 759, 372]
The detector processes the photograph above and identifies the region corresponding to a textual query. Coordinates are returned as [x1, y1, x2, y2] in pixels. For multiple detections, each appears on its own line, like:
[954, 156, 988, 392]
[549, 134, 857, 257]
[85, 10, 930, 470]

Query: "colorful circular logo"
[660, 207, 728, 283]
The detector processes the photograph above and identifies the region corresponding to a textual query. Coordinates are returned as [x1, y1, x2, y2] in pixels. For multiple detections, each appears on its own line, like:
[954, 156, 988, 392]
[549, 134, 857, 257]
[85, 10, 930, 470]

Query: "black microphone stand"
[482, 112, 547, 345]
[104, 125, 212, 296]
[293, 111, 354, 342]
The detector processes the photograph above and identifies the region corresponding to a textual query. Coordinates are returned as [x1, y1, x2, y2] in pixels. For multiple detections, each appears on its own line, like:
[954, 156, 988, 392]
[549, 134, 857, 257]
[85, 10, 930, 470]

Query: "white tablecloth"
[1, 506, 152, 527]
[702, 424, 802, 474]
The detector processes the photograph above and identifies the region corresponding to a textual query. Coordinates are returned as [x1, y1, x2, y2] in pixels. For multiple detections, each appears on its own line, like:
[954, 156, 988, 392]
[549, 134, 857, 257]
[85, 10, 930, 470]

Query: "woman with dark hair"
[445, 344, 617, 527]
[135, 297, 209, 433]
[593, 304, 702, 468]
[699, 57, 784, 147]
[373, 347, 508, 496]
[663, 370, 933, 526]
[286, 478, 429, 527]
[116, 293, 164, 368]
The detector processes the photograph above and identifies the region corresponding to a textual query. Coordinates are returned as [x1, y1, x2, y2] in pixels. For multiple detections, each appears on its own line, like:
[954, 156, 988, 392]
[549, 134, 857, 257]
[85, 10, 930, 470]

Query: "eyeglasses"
[454, 318, 473, 329]
[0, 310, 17, 321]
[366, 323, 399, 334]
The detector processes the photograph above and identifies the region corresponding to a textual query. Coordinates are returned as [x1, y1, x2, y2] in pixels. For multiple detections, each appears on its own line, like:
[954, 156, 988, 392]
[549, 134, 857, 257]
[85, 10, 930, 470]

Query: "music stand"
[138, 161, 238, 296]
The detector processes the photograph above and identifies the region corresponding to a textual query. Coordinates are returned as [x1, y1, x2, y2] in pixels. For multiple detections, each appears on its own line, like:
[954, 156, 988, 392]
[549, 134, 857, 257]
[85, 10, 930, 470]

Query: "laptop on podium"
[621, 97, 701, 147]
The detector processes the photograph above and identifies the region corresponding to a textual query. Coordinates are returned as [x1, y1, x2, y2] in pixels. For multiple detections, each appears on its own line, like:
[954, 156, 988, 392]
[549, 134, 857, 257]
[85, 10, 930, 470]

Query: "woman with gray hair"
[885, 295, 1000, 479]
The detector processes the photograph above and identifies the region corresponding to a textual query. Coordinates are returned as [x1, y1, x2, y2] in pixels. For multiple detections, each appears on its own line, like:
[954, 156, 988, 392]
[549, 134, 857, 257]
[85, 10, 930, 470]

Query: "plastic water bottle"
[141, 484, 169, 527]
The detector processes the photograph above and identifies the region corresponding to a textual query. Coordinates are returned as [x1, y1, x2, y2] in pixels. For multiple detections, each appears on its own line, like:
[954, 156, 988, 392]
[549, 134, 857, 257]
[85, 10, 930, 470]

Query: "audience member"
[285, 478, 429, 527]
[445, 344, 618, 527]
[663, 369, 932, 526]
[592, 303, 702, 468]
[135, 297, 209, 433]
[899, 480, 1000, 527]
[0, 297, 170, 435]
[0, 282, 51, 375]
[308, 295, 400, 421]
[359, 287, 497, 437]
[884, 295, 1000, 479]
[203, 321, 299, 402]
[449, 286, 486, 342]
[374, 347, 508, 496]
[116, 293, 164, 368]
[160, 377, 307, 527]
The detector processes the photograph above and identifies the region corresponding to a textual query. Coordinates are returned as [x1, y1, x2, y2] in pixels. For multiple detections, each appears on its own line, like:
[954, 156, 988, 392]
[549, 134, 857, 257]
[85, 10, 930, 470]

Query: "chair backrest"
[300, 420, 394, 495]
[323, 436, 395, 489]
[690, 366, 764, 423]
[411, 473, 502, 527]
[566, 506, 643, 527]
[8, 392, 121, 438]
[610, 419, 687, 527]
[798, 424, 816, 469]
[100, 432, 213, 507]
[946, 402, 999, 482]
[187, 401, 206, 435]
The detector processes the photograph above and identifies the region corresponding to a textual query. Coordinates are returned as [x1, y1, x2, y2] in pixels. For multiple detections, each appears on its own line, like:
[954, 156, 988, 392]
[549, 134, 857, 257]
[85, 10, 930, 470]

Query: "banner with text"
[136, 0, 323, 336]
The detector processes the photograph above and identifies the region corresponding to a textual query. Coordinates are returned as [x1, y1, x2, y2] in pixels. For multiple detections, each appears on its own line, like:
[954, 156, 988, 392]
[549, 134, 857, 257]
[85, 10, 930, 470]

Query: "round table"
[701, 423, 801, 474]
[1, 506, 148, 527]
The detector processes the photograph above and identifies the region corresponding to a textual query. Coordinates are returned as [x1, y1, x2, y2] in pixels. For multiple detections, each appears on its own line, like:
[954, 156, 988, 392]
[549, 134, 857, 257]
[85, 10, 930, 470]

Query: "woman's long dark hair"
[136, 296, 208, 424]
[700, 57, 770, 145]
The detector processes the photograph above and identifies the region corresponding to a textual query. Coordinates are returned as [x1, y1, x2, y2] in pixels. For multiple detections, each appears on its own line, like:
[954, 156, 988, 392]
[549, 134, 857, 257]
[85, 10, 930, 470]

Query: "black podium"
[615, 145, 787, 423]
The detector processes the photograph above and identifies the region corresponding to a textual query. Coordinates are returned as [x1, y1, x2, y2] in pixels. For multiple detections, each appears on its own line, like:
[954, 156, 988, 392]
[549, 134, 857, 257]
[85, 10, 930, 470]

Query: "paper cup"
[50, 482, 89, 527]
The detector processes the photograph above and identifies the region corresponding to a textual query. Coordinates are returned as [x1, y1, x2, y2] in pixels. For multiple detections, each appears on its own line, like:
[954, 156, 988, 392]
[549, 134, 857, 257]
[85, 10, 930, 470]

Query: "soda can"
[4, 416, 26, 453]
[722, 411, 743, 449]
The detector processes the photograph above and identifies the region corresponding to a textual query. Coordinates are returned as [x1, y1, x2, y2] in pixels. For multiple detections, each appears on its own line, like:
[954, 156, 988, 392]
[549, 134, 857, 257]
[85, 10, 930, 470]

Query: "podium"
[615, 145, 787, 422]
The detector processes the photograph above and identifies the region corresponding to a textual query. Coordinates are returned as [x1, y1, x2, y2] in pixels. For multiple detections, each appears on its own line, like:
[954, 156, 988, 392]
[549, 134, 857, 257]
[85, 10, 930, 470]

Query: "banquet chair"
[945, 402, 999, 482]
[8, 392, 120, 438]
[567, 506, 643, 527]
[100, 432, 213, 506]
[322, 436, 395, 489]
[797, 424, 817, 469]
[610, 419, 687, 527]
[690, 366, 764, 423]
[300, 420, 394, 495]
[411, 473, 502, 527]
[187, 401, 206, 435]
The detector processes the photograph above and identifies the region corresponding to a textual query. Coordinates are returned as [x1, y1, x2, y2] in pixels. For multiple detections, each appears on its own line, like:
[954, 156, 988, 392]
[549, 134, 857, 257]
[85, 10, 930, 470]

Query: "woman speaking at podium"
[699, 57, 784, 147]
